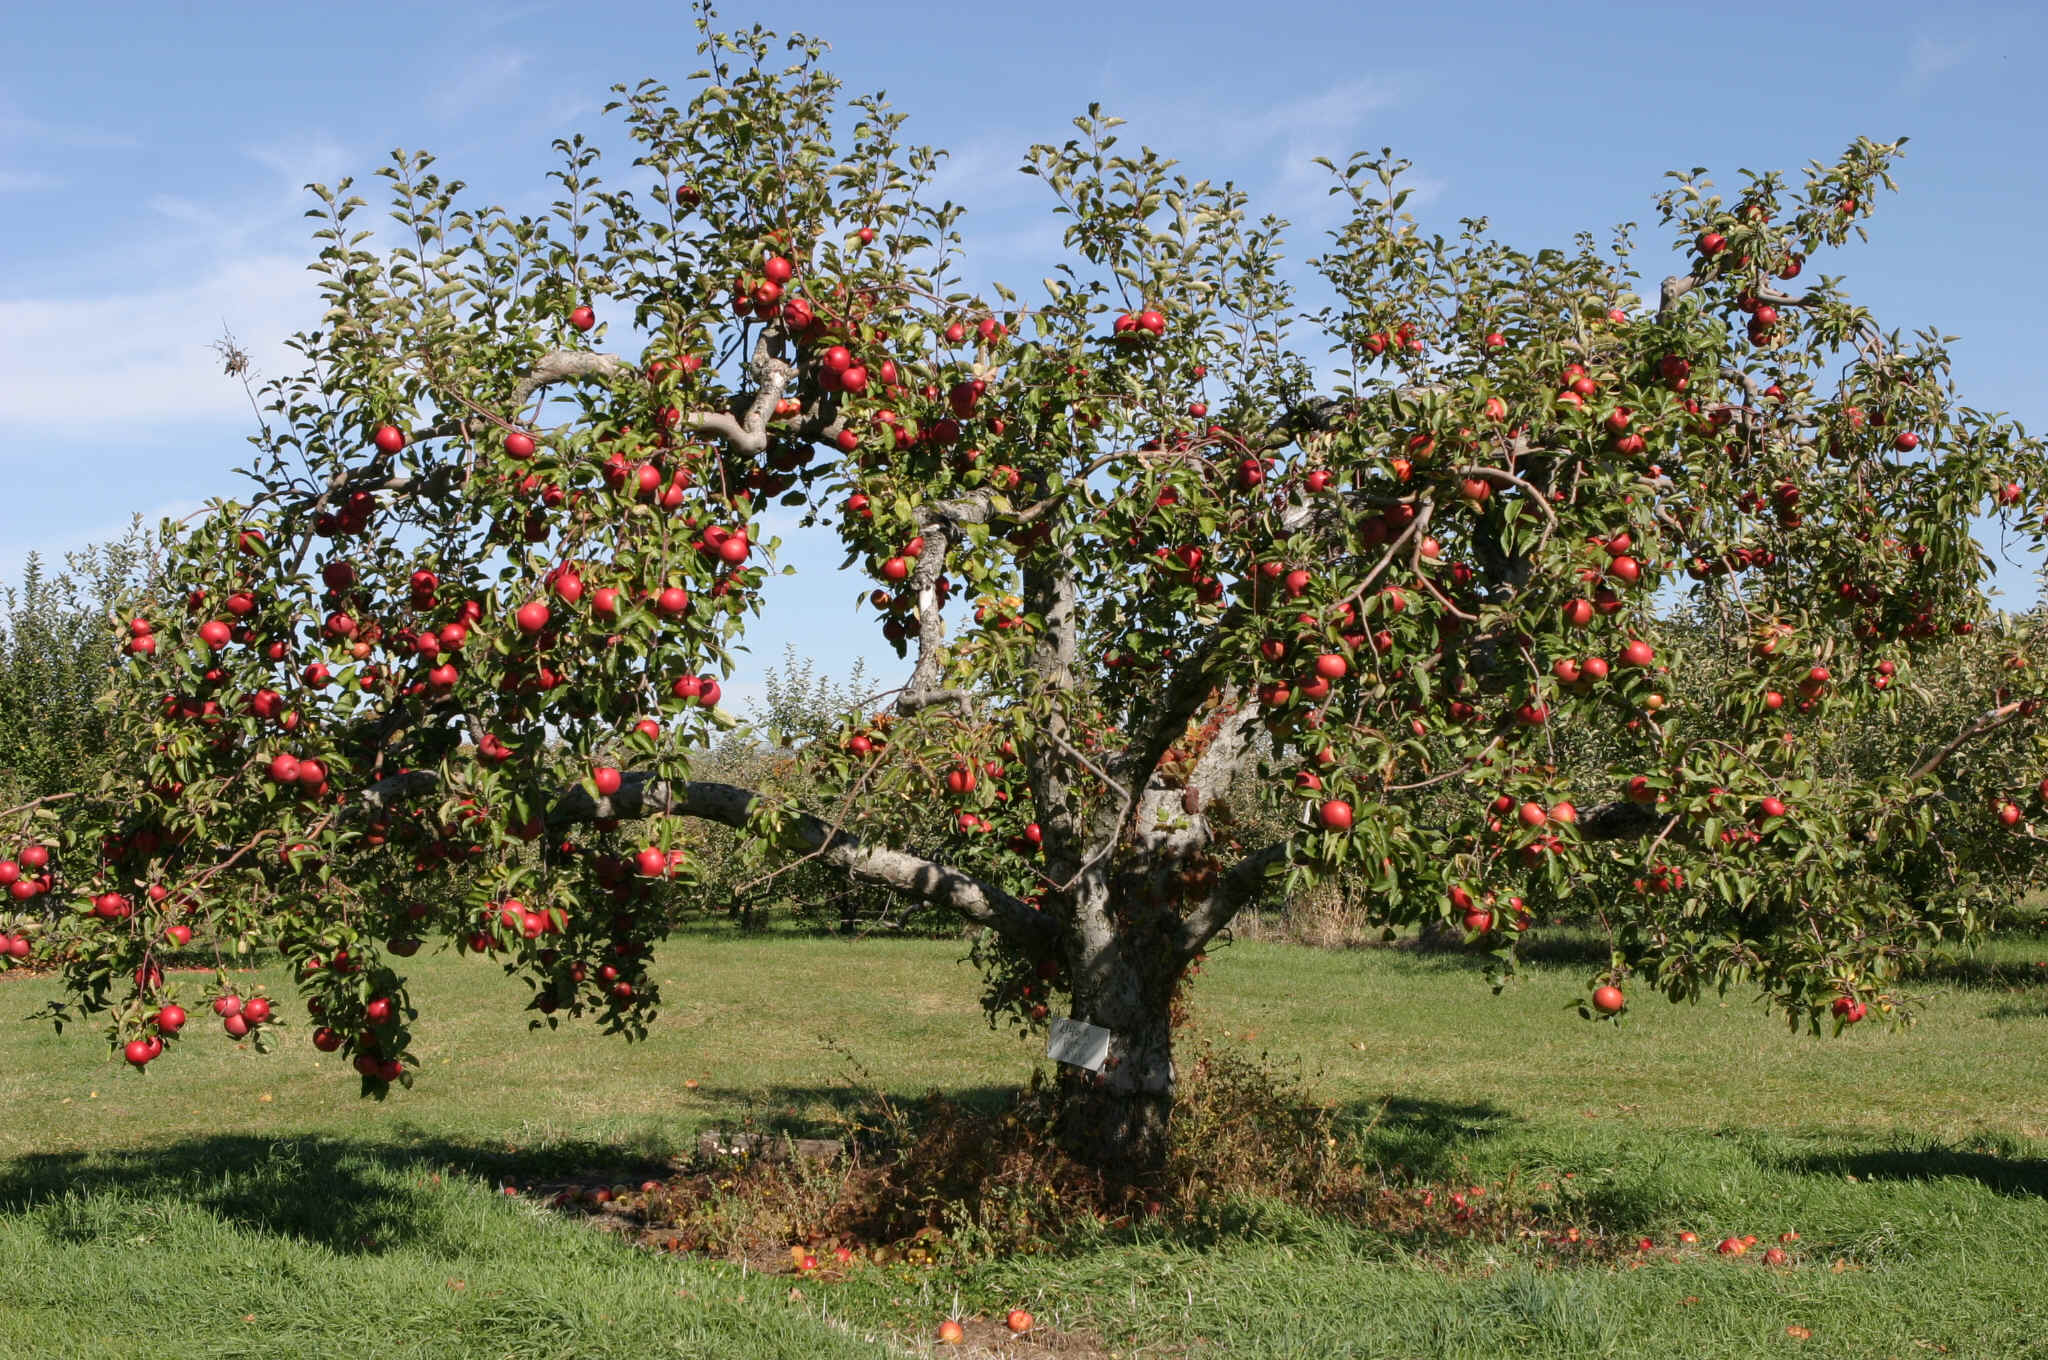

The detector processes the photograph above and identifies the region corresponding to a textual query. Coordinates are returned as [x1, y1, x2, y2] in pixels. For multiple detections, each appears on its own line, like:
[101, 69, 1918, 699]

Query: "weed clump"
[551, 1033, 1615, 1270]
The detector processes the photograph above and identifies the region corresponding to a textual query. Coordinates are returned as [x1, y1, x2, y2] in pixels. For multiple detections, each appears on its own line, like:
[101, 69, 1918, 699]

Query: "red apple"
[1591, 985, 1624, 1014]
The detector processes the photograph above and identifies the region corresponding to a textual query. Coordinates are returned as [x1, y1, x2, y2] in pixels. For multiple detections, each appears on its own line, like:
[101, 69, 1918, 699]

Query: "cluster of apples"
[934, 1309, 1035, 1345]
[123, 992, 271, 1068]
[0, 842, 54, 902]
[123, 998, 185, 1068]
[1643, 1228, 1803, 1267]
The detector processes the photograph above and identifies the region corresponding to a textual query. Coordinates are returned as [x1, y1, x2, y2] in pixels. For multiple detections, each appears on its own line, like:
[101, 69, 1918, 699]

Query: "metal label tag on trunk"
[1045, 1016, 1112, 1072]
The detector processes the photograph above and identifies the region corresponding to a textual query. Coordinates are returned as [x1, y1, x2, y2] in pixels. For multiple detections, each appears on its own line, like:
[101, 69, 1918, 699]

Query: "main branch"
[353, 768, 1058, 951]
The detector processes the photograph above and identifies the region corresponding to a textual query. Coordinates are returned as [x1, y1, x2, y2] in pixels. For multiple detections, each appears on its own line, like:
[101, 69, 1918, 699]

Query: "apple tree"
[11, 11, 2047, 1183]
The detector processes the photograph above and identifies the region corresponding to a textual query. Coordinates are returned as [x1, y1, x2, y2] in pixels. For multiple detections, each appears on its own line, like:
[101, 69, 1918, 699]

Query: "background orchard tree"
[0, 521, 162, 809]
[11, 9, 2048, 1184]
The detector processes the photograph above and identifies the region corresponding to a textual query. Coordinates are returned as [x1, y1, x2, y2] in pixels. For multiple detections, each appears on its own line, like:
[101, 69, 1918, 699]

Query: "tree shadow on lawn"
[0, 1091, 1628, 1268]
[0, 1128, 681, 1256]
[1780, 1135, 2048, 1199]
[1338, 1093, 1518, 1181]
[1420, 929, 2048, 992]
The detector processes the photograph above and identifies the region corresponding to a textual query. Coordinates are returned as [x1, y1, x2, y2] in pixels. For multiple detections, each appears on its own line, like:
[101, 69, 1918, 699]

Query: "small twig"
[1908, 701, 2026, 781]
[1384, 737, 1503, 793]
[1044, 728, 1131, 804]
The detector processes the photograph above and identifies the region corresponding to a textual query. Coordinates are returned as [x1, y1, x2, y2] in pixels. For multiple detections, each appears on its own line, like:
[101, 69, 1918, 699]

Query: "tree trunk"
[1052, 1008, 1174, 1188]
[1051, 886, 1182, 1188]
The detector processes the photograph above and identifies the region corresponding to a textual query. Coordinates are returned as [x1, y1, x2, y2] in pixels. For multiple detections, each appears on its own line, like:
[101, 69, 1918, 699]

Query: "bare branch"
[896, 687, 977, 717]
[1909, 701, 2026, 782]
[352, 768, 1057, 950]
[1658, 271, 1700, 321]
[508, 349, 637, 409]
[901, 522, 954, 705]
[1176, 839, 1290, 958]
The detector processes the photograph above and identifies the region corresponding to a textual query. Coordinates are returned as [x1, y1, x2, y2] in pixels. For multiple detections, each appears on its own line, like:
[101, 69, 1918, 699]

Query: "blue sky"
[4, 1, 2042, 711]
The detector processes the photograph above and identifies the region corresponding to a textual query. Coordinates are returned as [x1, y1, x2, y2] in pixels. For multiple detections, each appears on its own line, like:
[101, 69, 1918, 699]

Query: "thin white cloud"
[1907, 34, 1971, 88]
[928, 136, 1033, 208]
[246, 136, 355, 195]
[148, 192, 230, 230]
[1220, 78, 1402, 157]
[0, 253, 318, 434]
[428, 48, 533, 120]
[0, 169, 61, 192]
[0, 108, 141, 151]
[472, 0, 557, 33]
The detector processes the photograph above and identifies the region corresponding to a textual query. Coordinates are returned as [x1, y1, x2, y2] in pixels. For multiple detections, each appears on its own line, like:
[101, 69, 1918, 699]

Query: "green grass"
[3, 927, 2047, 1357]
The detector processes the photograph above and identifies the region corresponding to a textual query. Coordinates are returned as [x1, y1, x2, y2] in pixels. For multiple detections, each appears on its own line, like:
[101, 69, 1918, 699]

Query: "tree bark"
[1048, 863, 1187, 1187]
[1054, 930, 1178, 1188]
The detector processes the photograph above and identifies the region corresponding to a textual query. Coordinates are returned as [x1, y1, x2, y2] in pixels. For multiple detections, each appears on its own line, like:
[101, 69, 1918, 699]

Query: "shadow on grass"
[0, 1129, 678, 1256]
[1405, 928, 2048, 992]
[1340, 1094, 1518, 1180]
[1916, 953, 2048, 989]
[1782, 1136, 2048, 1199]
[0, 1088, 1529, 1263]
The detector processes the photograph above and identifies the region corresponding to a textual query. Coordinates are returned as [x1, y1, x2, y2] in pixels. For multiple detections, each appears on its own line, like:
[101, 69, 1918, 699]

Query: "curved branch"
[901, 522, 955, 707]
[1454, 465, 1558, 542]
[1658, 271, 1700, 321]
[509, 349, 637, 409]
[1909, 701, 2026, 782]
[353, 768, 1057, 951]
[1175, 839, 1290, 958]
[896, 687, 976, 717]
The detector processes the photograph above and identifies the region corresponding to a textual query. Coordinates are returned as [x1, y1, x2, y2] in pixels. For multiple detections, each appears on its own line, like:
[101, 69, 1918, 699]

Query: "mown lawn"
[2, 926, 2045, 1358]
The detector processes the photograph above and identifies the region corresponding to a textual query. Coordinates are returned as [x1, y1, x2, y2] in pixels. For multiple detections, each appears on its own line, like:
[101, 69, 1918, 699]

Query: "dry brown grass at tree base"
[533, 1035, 1630, 1277]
